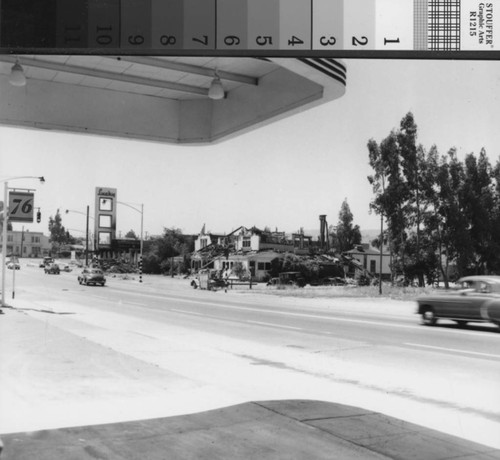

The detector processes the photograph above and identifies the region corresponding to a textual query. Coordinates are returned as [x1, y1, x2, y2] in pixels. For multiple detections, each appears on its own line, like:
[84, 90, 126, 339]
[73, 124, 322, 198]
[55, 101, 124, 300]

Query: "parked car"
[310, 277, 346, 286]
[7, 261, 20, 270]
[78, 268, 106, 286]
[266, 277, 280, 286]
[416, 276, 500, 328]
[44, 263, 60, 275]
[280, 272, 306, 287]
[190, 270, 227, 290]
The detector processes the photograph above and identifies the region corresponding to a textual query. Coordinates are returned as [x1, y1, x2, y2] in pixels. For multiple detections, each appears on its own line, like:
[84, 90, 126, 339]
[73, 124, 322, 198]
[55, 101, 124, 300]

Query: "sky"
[1, 58, 499, 241]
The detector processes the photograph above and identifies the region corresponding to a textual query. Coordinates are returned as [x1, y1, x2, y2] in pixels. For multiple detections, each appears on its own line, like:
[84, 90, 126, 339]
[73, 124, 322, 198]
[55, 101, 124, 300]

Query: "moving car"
[7, 261, 20, 270]
[44, 263, 60, 274]
[39, 257, 54, 268]
[78, 268, 106, 286]
[416, 276, 500, 328]
[58, 263, 72, 272]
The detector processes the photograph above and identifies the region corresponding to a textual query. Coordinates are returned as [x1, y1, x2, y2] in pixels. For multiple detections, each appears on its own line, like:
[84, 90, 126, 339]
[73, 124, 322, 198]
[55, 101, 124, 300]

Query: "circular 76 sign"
[9, 191, 35, 223]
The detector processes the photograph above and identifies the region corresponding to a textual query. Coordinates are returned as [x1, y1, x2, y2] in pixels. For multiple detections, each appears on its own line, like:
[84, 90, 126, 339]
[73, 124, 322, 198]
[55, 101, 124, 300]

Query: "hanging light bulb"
[208, 71, 224, 100]
[9, 60, 26, 87]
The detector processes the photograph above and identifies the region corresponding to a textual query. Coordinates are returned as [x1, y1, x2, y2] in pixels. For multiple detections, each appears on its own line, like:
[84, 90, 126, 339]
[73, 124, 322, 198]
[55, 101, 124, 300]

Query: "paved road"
[3, 263, 500, 449]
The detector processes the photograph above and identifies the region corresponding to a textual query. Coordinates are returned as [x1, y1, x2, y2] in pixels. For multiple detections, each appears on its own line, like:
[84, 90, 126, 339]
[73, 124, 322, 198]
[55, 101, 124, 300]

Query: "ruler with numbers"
[0, 0, 497, 55]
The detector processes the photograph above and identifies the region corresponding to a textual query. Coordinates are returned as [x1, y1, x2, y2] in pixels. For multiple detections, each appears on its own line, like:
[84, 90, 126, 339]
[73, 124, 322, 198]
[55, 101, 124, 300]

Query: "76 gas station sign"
[8, 191, 35, 223]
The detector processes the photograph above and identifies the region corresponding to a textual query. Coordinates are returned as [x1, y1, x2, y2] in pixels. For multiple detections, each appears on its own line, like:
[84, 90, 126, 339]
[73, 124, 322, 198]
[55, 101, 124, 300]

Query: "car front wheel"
[421, 308, 437, 326]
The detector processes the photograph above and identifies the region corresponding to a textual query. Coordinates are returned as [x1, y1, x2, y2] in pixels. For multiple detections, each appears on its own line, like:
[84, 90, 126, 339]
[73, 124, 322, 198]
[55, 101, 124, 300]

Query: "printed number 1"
[384, 37, 400, 45]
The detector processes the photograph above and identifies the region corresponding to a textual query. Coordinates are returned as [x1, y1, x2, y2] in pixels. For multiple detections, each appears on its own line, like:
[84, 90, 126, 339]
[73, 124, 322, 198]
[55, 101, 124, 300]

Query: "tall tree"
[368, 130, 409, 280]
[461, 149, 496, 274]
[332, 199, 361, 253]
[125, 229, 138, 239]
[142, 227, 194, 274]
[48, 209, 73, 253]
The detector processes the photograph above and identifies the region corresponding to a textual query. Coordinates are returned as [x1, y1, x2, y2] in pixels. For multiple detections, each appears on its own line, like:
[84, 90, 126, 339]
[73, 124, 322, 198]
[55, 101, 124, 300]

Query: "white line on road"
[406, 342, 500, 359]
[123, 301, 148, 307]
[89, 290, 497, 338]
[172, 308, 302, 331]
[246, 320, 303, 331]
[171, 308, 210, 318]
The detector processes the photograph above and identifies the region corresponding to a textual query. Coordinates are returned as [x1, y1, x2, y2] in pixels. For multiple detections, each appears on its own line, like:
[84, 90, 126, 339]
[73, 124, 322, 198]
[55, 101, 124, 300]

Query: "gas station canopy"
[0, 56, 346, 144]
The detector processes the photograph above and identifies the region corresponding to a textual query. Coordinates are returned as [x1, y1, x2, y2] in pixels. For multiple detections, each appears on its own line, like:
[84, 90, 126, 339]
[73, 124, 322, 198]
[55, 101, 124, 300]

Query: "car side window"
[479, 282, 490, 293]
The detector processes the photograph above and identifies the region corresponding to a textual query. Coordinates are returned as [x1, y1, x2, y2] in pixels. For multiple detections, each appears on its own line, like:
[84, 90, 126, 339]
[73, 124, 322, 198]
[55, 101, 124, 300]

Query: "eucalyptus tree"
[332, 199, 362, 254]
[461, 149, 496, 274]
[368, 130, 409, 281]
[492, 158, 500, 273]
[48, 209, 74, 254]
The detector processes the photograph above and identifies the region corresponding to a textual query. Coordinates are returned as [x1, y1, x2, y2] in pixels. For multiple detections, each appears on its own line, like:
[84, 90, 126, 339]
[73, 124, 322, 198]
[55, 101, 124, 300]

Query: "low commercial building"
[0, 229, 50, 257]
[343, 244, 391, 279]
[191, 225, 315, 281]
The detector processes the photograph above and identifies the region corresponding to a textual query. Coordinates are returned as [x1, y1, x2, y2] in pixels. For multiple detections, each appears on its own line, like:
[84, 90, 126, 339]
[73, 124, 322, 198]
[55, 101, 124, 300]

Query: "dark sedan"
[416, 276, 500, 328]
[44, 263, 60, 274]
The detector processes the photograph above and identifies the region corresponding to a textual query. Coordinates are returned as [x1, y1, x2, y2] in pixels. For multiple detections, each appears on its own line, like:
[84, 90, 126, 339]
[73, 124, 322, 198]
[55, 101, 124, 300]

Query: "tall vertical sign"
[94, 187, 117, 252]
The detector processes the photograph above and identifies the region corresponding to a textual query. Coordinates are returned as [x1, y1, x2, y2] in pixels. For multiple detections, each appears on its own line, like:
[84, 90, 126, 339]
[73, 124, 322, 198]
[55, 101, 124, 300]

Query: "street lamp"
[1, 176, 45, 309]
[65, 207, 94, 267]
[117, 201, 144, 283]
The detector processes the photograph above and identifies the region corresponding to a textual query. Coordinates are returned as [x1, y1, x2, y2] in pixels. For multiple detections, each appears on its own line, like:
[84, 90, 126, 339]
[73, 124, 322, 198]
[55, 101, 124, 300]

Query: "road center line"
[406, 342, 500, 359]
[246, 320, 303, 331]
[85, 290, 494, 338]
[171, 308, 207, 317]
[136, 293, 419, 330]
[123, 301, 148, 307]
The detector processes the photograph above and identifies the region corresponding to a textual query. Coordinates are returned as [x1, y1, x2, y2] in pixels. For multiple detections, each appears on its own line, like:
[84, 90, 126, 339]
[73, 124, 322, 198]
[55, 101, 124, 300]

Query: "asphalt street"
[2, 262, 500, 453]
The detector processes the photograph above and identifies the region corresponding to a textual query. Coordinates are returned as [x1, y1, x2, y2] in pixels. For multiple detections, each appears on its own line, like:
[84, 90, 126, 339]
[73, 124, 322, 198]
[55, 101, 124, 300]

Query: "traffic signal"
[36, 210, 41, 223]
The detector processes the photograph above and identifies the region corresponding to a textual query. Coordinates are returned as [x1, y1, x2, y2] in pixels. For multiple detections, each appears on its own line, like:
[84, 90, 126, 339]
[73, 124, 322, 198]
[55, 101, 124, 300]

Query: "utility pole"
[379, 213, 383, 295]
[85, 205, 89, 267]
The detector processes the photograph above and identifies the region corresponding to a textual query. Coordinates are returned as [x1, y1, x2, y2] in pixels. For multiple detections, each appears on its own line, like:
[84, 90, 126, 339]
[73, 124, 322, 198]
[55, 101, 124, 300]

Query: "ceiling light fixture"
[9, 59, 26, 87]
[208, 71, 225, 100]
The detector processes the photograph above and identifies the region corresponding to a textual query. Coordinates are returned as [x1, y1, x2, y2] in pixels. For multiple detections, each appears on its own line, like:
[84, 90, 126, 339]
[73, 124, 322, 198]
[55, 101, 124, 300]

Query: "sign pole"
[139, 203, 143, 283]
[12, 257, 16, 299]
[1, 181, 8, 309]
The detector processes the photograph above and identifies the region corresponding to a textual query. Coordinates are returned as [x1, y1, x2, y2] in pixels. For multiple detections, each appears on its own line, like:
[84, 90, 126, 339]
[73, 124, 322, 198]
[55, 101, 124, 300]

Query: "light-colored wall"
[350, 252, 391, 275]
[1, 230, 50, 257]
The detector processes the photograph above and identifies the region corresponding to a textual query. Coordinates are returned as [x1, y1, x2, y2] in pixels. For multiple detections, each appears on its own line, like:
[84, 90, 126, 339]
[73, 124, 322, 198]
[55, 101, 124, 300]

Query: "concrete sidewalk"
[1, 304, 500, 459]
[3, 399, 500, 460]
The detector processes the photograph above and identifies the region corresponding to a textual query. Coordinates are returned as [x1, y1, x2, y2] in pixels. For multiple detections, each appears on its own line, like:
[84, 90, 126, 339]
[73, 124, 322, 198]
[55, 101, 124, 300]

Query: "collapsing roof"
[0, 56, 346, 144]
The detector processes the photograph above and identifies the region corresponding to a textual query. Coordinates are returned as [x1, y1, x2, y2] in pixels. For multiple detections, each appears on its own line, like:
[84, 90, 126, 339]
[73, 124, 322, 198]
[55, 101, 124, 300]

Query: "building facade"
[191, 226, 316, 281]
[0, 229, 50, 257]
[343, 244, 391, 279]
